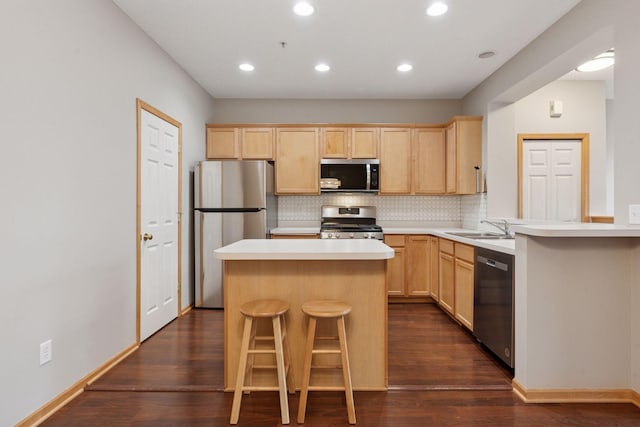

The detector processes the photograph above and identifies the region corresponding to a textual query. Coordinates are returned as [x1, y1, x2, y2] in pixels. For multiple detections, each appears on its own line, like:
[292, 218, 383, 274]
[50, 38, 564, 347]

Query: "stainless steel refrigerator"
[194, 160, 277, 308]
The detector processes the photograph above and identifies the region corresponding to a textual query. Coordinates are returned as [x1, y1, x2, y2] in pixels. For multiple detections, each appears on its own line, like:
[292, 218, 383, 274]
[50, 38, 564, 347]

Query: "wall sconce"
[549, 100, 563, 118]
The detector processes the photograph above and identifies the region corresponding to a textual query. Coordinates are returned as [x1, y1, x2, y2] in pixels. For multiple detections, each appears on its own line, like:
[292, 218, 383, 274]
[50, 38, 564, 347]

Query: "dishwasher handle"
[477, 255, 509, 272]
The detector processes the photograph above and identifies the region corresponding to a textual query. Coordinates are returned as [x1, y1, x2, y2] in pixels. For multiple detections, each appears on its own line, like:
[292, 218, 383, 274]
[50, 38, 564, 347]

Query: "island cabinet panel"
[384, 235, 406, 296]
[438, 239, 455, 314]
[206, 127, 239, 159]
[223, 259, 387, 391]
[453, 243, 474, 330]
[275, 128, 320, 194]
[413, 128, 446, 194]
[379, 128, 412, 194]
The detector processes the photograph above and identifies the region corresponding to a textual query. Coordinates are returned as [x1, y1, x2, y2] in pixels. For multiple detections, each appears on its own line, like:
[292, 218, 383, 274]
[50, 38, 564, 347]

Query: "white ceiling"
[113, 0, 582, 99]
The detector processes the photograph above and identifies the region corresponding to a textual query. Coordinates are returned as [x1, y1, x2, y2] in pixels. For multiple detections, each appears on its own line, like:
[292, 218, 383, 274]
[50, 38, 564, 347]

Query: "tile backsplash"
[278, 194, 485, 228]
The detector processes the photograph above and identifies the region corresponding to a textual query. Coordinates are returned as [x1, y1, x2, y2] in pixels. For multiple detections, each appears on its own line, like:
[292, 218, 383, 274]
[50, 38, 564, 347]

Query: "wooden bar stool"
[230, 299, 295, 425]
[297, 300, 356, 424]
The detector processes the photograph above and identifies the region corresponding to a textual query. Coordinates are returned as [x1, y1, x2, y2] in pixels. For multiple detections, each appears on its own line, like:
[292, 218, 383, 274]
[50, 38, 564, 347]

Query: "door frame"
[136, 98, 183, 343]
[517, 133, 590, 222]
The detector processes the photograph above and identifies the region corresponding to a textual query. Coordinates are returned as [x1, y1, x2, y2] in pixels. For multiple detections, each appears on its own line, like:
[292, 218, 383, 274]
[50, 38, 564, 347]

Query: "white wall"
[0, 1, 215, 425]
[514, 80, 608, 215]
[211, 98, 462, 124]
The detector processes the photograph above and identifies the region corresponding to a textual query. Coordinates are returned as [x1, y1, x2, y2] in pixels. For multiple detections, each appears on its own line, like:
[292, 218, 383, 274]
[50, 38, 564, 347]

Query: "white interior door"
[140, 109, 179, 341]
[522, 140, 581, 222]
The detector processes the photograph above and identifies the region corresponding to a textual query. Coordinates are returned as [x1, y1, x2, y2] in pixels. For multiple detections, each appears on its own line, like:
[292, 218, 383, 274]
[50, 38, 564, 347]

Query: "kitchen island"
[214, 239, 394, 392]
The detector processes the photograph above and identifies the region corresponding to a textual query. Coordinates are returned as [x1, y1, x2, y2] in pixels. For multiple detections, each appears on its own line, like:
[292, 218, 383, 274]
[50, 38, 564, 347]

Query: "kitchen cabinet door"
[206, 127, 239, 159]
[406, 235, 430, 296]
[445, 117, 482, 194]
[438, 238, 455, 314]
[321, 127, 350, 158]
[429, 237, 440, 301]
[241, 127, 274, 159]
[384, 235, 406, 296]
[351, 128, 379, 158]
[386, 246, 405, 296]
[379, 128, 412, 194]
[413, 128, 446, 194]
[275, 128, 320, 194]
[453, 243, 475, 331]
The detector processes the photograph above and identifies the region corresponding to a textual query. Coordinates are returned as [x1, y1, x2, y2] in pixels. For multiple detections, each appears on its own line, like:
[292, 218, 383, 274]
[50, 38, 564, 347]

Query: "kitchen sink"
[446, 231, 514, 240]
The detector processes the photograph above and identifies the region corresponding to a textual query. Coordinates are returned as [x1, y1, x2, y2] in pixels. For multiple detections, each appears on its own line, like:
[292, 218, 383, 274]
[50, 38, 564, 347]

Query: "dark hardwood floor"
[43, 304, 640, 426]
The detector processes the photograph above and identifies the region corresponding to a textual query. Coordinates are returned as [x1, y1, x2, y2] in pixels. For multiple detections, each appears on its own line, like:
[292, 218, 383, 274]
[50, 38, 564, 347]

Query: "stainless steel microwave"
[320, 159, 379, 193]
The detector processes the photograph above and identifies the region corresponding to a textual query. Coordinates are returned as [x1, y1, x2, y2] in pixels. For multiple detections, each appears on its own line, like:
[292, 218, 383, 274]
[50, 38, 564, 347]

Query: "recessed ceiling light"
[397, 63, 413, 72]
[478, 51, 496, 59]
[293, 2, 314, 16]
[315, 63, 330, 72]
[576, 49, 615, 72]
[426, 1, 448, 17]
[238, 63, 255, 72]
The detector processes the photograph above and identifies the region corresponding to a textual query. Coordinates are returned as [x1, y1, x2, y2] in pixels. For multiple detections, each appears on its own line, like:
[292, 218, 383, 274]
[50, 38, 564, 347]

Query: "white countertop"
[214, 238, 395, 260]
[511, 223, 640, 237]
[272, 226, 516, 255]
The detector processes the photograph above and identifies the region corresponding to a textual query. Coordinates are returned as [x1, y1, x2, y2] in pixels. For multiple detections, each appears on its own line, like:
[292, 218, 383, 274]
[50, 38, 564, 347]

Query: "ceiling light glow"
[315, 63, 330, 72]
[397, 63, 413, 72]
[576, 49, 615, 72]
[238, 63, 255, 72]
[293, 2, 314, 16]
[426, 1, 448, 17]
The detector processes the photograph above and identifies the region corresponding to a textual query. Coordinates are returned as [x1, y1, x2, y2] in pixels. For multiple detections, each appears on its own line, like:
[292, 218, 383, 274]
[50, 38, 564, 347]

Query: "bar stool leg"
[297, 317, 317, 424]
[281, 314, 296, 395]
[337, 315, 356, 424]
[230, 316, 253, 425]
[273, 315, 291, 425]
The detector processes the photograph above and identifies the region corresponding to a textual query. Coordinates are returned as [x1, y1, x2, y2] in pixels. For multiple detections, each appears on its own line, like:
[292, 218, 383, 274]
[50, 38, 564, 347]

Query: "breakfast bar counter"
[215, 239, 394, 392]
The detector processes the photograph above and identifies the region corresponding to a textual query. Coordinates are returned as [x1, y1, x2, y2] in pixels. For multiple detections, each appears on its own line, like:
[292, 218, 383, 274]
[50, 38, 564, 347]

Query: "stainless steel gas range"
[319, 205, 383, 240]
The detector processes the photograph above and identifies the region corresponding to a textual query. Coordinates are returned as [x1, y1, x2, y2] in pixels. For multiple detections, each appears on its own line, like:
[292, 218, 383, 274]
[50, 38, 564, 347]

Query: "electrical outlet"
[40, 340, 52, 366]
[629, 205, 640, 225]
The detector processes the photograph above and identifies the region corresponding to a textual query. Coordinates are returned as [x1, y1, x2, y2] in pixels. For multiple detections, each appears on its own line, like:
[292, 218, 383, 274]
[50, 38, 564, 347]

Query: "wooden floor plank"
[42, 303, 640, 426]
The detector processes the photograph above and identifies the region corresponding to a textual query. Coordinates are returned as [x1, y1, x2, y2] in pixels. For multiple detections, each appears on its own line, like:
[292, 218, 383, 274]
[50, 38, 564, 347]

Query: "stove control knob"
[349, 233, 355, 238]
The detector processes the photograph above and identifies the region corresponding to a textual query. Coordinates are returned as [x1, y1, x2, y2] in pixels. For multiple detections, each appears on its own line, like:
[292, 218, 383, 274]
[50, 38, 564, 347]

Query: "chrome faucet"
[481, 219, 513, 237]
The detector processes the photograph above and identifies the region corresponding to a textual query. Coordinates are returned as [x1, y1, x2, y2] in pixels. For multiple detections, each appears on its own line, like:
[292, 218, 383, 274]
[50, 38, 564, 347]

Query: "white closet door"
[140, 109, 179, 341]
[522, 140, 581, 222]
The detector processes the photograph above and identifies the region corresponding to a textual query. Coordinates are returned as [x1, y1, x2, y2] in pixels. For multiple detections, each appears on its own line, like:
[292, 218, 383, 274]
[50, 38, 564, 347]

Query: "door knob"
[142, 233, 154, 241]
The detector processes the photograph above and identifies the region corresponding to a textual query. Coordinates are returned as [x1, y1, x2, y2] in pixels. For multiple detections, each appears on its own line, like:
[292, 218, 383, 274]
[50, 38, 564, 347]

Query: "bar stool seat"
[297, 300, 356, 424]
[230, 299, 295, 425]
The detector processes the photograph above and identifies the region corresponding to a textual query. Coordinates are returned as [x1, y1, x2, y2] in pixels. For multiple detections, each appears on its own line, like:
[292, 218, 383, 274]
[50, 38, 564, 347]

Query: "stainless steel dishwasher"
[473, 247, 515, 368]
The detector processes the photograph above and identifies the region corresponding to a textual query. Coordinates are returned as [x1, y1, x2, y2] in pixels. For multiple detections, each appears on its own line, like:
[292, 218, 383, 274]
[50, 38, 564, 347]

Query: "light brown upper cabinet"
[275, 127, 320, 194]
[321, 127, 379, 158]
[351, 128, 379, 158]
[240, 128, 274, 159]
[445, 116, 482, 194]
[206, 127, 239, 159]
[206, 126, 274, 160]
[412, 127, 446, 194]
[321, 127, 350, 158]
[379, 128, 412, 194]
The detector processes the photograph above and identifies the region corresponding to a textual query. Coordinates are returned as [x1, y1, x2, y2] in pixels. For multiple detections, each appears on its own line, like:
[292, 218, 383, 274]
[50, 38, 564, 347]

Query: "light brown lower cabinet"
[385, 234, 436, 300]
[438, 238, 475, 331]
[453, 243, 474, 330]
[438, 240, 455, 314]
[384, 235, 406, 297]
